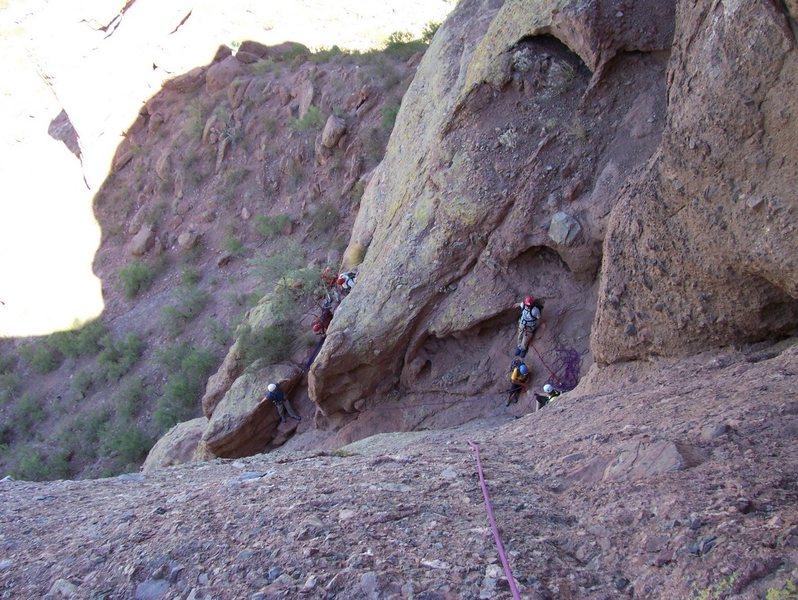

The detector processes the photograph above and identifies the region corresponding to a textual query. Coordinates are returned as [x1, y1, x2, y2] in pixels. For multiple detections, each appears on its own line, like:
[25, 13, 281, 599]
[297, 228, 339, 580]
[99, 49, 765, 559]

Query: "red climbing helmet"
[524, 295, 534, 306]
[312, 323, 322, 333]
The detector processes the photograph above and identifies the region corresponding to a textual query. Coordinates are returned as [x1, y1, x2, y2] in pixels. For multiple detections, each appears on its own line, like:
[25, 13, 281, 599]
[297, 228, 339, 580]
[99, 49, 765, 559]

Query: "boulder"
[201, 343, 244, 417]
[201, 362, 301, 458]
[321, 115, 347, 149]
[142, 418, 207, 472]
[548, 212, 581, 246]
[238, 40, 270, 58]
[206, 56, 244, 93]
[163, 66, 206, 93]
[128, 225, 155, 257]
[292, 76, 315, 118]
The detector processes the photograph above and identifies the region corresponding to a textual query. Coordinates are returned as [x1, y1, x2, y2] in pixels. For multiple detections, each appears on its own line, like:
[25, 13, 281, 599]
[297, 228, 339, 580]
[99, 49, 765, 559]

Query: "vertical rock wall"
[592, 0, 798, 364]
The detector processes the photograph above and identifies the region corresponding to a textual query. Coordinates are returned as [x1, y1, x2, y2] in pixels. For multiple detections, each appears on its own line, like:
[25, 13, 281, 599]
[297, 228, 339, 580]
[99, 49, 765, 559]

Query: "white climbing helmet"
[268, 383, 277, 392]
[543, 384, 554, 394]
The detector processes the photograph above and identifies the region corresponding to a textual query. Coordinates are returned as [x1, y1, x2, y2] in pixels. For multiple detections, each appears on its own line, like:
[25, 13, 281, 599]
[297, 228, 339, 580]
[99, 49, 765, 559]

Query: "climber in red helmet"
[514, 294, 543, 357]
[312, 300, 334, 336]
[337, 270, 356, 296]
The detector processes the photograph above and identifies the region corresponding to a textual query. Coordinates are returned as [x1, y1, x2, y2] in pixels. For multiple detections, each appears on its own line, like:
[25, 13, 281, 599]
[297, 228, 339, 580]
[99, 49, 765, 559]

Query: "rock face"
[310, 0, 676, 414]
[591, 0, 798, 364]
[201, 362, 302, 458]
[141, 418, 206, 473]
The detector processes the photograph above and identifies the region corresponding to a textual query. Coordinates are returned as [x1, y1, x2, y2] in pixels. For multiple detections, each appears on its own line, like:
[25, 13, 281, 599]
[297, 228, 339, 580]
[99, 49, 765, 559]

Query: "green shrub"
[310, 45, 346, 63]
[181, 266, 201, 287]
[0, 351, 17, 374]
[96, 334, 145, 382]
[0, 372, 20, 405]
[236, 324, 293, 367]
[767, 580, 798, 600]
[56, 407, 112, 464]
[308, 202, 340, 234]
[153, 345, 216, 430]
[19, 341, 62, 374]
[421, 21, 441, 43]
[221, 234, 245, 256]
[11, 393, 44, 437]
[9, 445, 70, 481]
[161, 285, 209, 336]
[381, 102, 400, 130]
[99, 424, 153, 466]
[254, 214, 292, 240]
[351, 179, 366, 205]
[248, 242, 306, 287]
[69, 370, 94, 400]
[113, 376, 146, 421]
[291, 105, 324, 130]
[118, 259, 156, 300]
[383, 31, 426, 60]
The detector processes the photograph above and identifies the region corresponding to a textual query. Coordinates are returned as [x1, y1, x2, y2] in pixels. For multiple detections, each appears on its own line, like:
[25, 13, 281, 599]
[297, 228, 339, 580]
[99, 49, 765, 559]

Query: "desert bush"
[99, 423, 153, 466]
[181, 266, 201, 287]
[153, 344, 215, 430]
[236, 323, 293, 367]
[11, 393, 44, 437]
[0, 351, 17, 374]
[254, 214, 292, 240]
[9, 445, 70, 481]
[161, 284, 209, 336]
[350, 180, 366, 206]
[56, 407, 112, 465]
[422, 21, 441, 43]
[383, 31, 426, 60]
[767, 580, 798, 600]
[185, 98, 206, 140]
[308, 202, 340, 234]
[69, 370, 94, 400]
[248, 242, 305, 286]
[113, 376, 146, 421]
[381, 102, 401, 130]
[96, 334, 145, 382]
[292, 105, 324, 130]
[221, 234, 245, 257]
[118, 259, 156, 300]
[19, 341, 62, 374]
[0, 372, 20, 405]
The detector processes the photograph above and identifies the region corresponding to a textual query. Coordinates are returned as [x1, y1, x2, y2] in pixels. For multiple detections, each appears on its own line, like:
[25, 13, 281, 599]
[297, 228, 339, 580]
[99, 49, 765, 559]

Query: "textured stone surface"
[202, 362, 302, 458]
[310, 0, 674, 414]
[592, 0, 798, 364]
[142, 418, 207, 472]
[1, 341, 796, 599]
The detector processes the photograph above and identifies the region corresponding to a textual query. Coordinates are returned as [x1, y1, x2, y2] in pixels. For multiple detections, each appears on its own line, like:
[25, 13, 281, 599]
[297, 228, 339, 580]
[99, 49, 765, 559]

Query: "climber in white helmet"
[264, 382, 301, 423]
[534, 382, 561, 410]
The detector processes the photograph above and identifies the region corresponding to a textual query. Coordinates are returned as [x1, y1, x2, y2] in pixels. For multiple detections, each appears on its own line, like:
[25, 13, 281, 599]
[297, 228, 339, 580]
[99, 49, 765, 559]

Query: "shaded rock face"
[310, 0, 675, 414]
[141, 418, 206, 473]
[202, 362, 301, 458]
[592, 0, 798, 364]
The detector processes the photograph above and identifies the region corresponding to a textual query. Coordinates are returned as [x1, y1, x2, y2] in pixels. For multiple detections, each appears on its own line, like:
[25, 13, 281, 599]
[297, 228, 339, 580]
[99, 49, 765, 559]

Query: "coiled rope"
[467, 441, 521, 600]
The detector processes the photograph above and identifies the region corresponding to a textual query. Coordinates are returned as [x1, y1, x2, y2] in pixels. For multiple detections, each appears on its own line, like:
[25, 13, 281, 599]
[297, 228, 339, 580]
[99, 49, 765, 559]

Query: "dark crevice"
[101, 0, 138, 38]
[169, 11, 193, 36]
[776, 0, 798, 42]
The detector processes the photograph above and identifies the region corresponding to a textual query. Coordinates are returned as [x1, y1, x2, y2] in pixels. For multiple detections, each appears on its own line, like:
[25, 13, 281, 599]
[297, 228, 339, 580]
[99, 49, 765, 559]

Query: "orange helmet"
[524, 295, 533, 306]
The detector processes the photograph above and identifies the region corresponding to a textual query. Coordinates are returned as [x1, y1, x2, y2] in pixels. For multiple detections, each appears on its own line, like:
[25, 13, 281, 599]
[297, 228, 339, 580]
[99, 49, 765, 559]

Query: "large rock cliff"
[309, 0, 678, 415]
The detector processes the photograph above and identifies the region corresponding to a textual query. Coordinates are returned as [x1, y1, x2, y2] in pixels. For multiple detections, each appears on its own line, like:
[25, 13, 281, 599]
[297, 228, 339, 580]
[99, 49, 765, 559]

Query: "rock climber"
[514, 295, 543, 357]
[264, 382, 301, 423]
[337, 270, 357, 296]
[534, 383, 561, 410]
[507, 360, 530, 406]
[312, 300, 334, 336]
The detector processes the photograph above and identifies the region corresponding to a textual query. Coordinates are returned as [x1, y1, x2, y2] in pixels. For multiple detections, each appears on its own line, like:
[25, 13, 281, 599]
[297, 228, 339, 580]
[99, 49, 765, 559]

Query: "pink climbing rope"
[467, 441, 521, 600]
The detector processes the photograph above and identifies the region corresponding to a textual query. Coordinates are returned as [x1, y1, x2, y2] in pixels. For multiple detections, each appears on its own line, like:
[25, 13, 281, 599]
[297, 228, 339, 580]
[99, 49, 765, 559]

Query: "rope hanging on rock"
[467, 441, 521, 600]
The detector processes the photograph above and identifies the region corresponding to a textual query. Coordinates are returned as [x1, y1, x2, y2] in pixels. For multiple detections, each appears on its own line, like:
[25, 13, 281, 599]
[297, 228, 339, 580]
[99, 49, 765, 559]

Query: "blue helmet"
[518, 364, 528, 376]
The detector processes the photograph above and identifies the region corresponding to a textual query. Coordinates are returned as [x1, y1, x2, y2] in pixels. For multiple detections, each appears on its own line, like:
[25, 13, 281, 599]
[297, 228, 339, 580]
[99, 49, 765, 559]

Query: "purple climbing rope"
[467, 441, 521, 600]
[549, 346, 583, 392]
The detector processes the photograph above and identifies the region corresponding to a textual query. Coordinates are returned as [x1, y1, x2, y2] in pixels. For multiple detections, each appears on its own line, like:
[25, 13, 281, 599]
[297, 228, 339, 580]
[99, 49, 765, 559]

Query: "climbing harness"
[467, 441, 522, 600]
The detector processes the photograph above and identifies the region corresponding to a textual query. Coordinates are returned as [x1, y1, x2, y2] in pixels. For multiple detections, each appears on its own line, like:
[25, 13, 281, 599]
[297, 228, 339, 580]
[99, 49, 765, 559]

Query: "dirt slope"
[1, 339, 796, 598]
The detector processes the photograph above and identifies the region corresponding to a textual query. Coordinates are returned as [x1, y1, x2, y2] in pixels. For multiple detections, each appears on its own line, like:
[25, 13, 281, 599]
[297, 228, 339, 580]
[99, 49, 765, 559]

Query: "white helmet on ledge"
[543, 384, 554, 394]
[268, 383, 277, 392]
